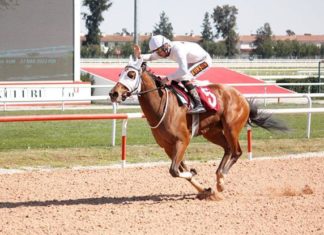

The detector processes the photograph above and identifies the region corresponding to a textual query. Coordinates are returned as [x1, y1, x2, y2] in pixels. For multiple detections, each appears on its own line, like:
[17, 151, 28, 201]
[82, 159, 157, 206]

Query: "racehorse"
[109, 52, 288, 200]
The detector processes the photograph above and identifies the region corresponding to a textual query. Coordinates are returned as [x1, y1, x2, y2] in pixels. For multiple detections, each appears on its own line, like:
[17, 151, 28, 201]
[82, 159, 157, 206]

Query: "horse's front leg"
[168, 141, 193, 179]
[178, 160, 223, 200]
[179, 163, 206, 193]
[167, 142, 208, 194]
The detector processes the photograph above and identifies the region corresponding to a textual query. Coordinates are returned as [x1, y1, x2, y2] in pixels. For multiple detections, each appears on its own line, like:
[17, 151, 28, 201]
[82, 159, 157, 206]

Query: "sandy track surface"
[0, 156, 323, 235]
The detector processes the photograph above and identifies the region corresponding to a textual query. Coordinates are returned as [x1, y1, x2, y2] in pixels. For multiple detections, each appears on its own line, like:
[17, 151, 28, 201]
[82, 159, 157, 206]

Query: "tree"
[201, 12, 213, 41]
[303, 44, 320, 58]
[321, 44, 324, 57]
[201, 41, 226, 58]
[153, 11, 174, 40]
[82, 0, 112, 45]
[0, 0, 18, 9]
[81, 44, 103, 58]
[226, 29, 239, 57]
[140, 40, 150, 54]
[120, 42, 134, 57]
[252, 23, 274, 58]
[212, 5, 239, 57]
[290, 40, 300, 58]
[274, 40, 293, 58]
[121, 28, 131, 36]
[286, 29, 295, 36]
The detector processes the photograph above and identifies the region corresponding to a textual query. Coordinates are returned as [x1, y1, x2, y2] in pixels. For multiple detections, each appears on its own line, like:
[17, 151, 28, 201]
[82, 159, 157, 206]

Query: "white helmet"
[149, 35, 171, 52]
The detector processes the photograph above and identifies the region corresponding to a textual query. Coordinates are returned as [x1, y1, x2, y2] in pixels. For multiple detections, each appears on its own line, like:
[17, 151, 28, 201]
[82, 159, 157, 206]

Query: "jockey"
[135, 35, 212, 114]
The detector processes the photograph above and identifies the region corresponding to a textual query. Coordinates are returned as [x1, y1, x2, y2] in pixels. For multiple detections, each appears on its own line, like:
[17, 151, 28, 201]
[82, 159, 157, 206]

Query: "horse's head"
[109, 56, 143, 103]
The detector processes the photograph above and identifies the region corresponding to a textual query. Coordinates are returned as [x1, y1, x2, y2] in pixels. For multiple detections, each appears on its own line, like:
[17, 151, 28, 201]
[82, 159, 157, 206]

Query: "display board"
[0, 0, 74, 82]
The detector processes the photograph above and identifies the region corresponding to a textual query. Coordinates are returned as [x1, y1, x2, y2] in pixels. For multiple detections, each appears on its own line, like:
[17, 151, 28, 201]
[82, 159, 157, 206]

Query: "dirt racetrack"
[0, 156, 323, 235]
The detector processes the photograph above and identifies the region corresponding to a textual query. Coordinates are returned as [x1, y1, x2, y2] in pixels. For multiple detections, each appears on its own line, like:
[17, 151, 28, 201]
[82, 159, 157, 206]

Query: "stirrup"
[188, 106, 206, 114]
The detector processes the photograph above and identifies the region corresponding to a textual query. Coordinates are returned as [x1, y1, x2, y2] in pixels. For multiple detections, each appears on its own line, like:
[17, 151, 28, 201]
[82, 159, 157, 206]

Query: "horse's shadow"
[0, 193, 197, 209]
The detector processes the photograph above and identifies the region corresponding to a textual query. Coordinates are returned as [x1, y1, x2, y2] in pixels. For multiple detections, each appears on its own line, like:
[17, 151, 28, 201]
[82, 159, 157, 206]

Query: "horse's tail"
[247, 100, 289, 132]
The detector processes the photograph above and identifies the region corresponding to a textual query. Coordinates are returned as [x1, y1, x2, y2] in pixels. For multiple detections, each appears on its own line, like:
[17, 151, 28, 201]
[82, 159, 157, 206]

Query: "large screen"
[0, 0, 74, 82]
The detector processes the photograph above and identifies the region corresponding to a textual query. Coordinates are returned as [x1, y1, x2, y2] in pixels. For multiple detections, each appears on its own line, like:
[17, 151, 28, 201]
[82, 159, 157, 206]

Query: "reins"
[135, 87, 161, 96]
[148, 88, 169, 129]
[134, 71, 170, 129]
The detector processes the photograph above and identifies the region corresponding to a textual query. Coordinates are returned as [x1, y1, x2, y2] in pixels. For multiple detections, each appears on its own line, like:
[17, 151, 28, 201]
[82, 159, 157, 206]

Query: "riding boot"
[188, 87, 206, 114]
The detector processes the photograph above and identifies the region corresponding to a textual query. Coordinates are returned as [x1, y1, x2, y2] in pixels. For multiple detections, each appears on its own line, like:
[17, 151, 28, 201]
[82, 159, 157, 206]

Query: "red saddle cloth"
[196, 86, 220, 111]
[171, 84, 220, 112]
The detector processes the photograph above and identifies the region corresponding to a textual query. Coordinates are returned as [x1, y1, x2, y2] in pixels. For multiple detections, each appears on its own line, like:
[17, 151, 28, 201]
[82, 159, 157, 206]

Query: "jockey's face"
[154, 44, 170, 58]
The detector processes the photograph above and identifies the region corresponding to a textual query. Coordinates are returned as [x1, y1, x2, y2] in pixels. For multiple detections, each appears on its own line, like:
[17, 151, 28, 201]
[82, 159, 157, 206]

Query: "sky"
[80, 0, 324, 36]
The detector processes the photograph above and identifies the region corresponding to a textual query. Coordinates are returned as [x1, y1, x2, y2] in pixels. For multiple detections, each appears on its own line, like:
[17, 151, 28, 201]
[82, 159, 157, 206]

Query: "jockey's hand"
[161, 77, 171, 86]
[133, 44, 141, 59]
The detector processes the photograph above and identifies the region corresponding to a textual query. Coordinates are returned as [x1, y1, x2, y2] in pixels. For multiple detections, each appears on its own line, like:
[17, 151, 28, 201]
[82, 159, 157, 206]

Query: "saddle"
[168, 81, 220, 112]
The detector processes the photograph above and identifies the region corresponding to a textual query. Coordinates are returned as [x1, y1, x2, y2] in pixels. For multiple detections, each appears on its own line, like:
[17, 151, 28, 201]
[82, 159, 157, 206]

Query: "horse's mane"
[141, 62, 164, 88]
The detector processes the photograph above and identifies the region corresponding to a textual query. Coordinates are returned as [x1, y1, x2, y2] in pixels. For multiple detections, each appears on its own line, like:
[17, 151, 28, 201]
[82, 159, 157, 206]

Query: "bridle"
[125, 64, 166, 96]
[123, 65, 170, 129]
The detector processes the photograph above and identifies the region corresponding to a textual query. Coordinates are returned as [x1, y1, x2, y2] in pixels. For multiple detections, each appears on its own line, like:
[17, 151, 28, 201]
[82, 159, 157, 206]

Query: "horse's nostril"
[109, 91, 118, 98]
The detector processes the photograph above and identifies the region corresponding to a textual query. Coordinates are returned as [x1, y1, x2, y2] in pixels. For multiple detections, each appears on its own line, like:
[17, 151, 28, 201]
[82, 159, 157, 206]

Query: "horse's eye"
[127, 71, 136, 79]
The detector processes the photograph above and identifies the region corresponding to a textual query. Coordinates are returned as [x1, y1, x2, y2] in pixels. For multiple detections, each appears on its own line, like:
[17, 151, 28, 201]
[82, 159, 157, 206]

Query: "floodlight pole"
[134, 0, 139, 45]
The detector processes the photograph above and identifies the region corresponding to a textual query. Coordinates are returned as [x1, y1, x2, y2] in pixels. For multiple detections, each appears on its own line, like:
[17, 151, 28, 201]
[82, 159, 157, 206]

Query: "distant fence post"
[318, 60, 324, 93]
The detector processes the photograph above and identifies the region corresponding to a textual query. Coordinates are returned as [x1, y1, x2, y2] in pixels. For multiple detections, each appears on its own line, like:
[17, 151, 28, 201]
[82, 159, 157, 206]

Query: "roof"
[273, 35, 324, 43]
[80, 34, 324, 44]
[101, 34, 151, 42]
[173, 35, 201, 42]
[239, 34, 324, 44]
[80, 34, 202, 43]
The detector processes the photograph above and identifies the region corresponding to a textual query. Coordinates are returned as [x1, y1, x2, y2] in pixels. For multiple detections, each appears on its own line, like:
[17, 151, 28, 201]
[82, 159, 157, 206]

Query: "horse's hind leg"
[221, 98, 249, 175]
[223, 140, 242, 174]
[203, 129, 231, 192]
[221, 115, 246, 174]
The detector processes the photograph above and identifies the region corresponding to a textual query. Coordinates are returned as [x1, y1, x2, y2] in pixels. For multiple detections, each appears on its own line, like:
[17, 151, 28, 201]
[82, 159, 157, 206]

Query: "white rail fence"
[1, 82, 324, 109]
[1, 88, 324, 164]
[81, 58, 322, 68]
[1, 83, 324, 141]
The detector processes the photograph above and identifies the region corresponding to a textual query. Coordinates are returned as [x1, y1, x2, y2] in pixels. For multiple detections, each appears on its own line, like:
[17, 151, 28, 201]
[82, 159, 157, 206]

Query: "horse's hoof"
[190, 168, 197, 176]
[208, 191, 224, 201]
[197, 188, 212, 200]
[197, 188, 223, 201]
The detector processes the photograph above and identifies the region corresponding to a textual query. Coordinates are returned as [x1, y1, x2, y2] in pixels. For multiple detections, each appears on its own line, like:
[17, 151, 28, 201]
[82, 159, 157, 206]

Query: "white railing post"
[61, 87, 65, 111]
[263, 86, 267, 107]
[304, 94, 312, 139]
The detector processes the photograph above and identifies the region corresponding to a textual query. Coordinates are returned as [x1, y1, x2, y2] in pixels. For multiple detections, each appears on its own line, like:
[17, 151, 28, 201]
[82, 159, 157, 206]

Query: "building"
[238, 34, 324, 55]
[81, 34, 324, 55]
[81, 34, 202, 54]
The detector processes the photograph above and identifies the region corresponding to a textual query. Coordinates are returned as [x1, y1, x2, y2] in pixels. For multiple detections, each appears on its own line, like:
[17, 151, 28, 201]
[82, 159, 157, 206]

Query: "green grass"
[0, 107, 324, 168]
[0, 138, 323, 169]
[2, 112, 322, 149]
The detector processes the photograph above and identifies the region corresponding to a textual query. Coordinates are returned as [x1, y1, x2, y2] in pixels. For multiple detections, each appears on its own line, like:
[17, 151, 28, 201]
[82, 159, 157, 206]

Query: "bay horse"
[109, 55, 287, 200]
